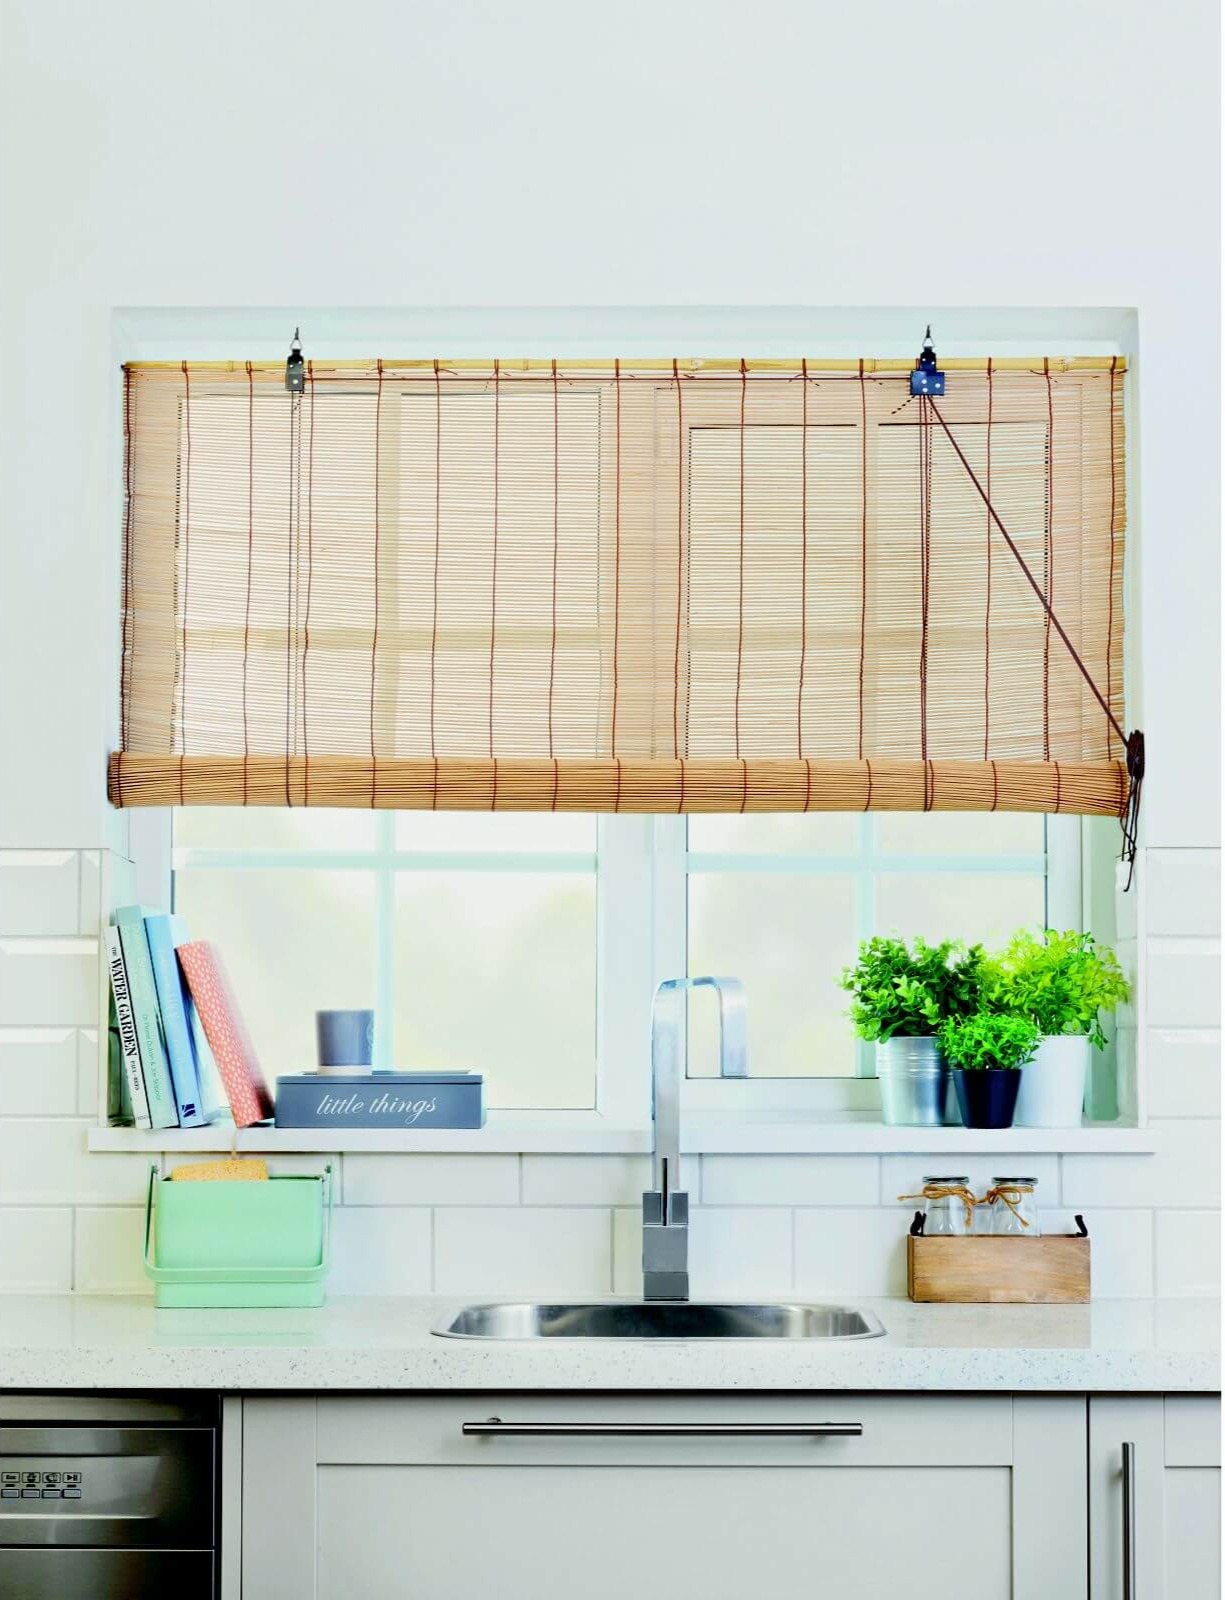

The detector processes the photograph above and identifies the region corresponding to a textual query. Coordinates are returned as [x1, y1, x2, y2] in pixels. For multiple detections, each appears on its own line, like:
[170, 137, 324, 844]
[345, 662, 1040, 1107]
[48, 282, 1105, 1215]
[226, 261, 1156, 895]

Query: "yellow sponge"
[169, 1158, 269, 1183]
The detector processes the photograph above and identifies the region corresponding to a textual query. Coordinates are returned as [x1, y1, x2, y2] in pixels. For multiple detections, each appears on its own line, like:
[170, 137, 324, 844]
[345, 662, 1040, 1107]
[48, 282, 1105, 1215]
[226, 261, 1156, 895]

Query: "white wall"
[0, 0, 1218, 1299]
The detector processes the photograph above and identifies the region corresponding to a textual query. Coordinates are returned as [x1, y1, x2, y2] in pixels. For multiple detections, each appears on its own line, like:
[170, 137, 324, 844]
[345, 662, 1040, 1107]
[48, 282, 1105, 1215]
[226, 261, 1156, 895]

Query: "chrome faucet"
[642, 976, 747, 1301]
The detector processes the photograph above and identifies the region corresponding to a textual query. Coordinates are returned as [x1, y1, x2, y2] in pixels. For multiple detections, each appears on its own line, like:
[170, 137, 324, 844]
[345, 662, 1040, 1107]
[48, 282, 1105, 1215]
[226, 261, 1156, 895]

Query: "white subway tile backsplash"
[702, 1155, 877, 1207]
[343, 1154, 520, 1207]
[1147, 949, 1221, 1029]
[74, 1208, 148, 1294]
[1146, 851, 1221, 939]
[688, 1207, 793, 1298]
[1062, 1119, 1221, 1209]
[611, 1207, 643, 1296]
[880, 1155, 1060, 1212]
[523, 1154, 697, 1207]
[0, 1120, 149, 1206]
[1156, 1211, 1221, 1298]
[329, 1207, 432, 1295]
[612, 1204, 794, 1298]
[78, 853, 102, 936]
[0, 853, 80, 936]
[1146, 1031, 1221, 1117]
[76, 1030, 99, 1116]
[0, 1208, 72, 1292]
[0, 1027, 79, 1114]
[0, 939, 99, 1026]
[794, 1208, 908, 1297]
[434, 1207, 611, 1297]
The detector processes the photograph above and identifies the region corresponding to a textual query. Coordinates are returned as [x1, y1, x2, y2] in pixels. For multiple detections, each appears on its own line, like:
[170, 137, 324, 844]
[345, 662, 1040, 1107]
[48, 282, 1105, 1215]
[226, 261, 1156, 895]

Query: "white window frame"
[132, 807, 1082, 1133]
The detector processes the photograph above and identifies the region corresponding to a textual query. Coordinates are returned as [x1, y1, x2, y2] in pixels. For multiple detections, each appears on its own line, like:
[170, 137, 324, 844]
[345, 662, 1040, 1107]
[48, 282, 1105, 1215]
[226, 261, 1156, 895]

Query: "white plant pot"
[1014, 1035, 1092, 1128]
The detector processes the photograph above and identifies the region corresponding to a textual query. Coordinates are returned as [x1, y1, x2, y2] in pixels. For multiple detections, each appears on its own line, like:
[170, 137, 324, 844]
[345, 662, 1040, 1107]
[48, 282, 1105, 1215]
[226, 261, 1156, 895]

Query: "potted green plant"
[839, 937, 984, 1126]
[938, 1012, 1040, 1129]
[984, 930, 1131, 1128]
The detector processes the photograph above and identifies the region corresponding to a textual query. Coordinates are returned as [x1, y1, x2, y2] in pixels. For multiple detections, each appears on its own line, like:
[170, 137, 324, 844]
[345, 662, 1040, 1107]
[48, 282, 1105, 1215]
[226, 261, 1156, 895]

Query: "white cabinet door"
[1090, 1395, 1221, 1600]
[242, 1393, 1086, 1600]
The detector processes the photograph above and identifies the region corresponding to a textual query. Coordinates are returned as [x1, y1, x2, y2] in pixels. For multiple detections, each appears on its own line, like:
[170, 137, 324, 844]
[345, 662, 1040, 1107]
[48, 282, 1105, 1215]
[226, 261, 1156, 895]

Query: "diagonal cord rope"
[926, 396, 1144, 881]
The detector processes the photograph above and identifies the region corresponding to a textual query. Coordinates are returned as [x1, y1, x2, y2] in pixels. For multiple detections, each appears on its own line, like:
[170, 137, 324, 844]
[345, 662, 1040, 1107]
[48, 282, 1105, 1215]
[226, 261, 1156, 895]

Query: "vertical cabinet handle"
[1121, 1440, 1137, 1599]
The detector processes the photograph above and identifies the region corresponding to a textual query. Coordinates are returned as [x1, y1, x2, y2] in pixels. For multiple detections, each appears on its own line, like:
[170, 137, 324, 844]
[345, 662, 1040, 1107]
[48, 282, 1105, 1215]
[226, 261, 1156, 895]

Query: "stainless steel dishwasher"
[0, 1392, 218, 1599]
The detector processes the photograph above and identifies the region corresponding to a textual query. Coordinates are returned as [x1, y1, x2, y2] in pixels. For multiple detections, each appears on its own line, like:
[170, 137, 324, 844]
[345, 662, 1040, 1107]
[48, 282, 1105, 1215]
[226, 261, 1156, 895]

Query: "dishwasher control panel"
[0, 1427, 214, 1548]
[2, 1466, 86, 1500]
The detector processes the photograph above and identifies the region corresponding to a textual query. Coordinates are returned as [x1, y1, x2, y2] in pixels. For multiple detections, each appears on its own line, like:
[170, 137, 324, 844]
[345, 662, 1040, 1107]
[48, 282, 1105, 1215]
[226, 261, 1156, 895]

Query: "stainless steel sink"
[434, 1301, 885, 1341]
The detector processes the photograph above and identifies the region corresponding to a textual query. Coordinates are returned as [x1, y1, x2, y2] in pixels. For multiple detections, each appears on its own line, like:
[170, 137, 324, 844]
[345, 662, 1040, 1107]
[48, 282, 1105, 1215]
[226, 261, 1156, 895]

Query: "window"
[168, 807, 1083, 1117]
[173, 809, 599, 1111]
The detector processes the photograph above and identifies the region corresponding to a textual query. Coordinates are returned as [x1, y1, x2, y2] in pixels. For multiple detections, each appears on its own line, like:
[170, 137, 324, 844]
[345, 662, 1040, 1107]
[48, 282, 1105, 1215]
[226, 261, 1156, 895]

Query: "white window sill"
[87, 1111, 1157, 1157]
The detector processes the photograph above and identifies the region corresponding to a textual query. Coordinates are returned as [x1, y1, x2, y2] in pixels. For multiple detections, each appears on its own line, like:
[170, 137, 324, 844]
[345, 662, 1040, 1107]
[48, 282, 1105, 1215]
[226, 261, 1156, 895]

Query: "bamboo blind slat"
[112, 358, 1128, 815]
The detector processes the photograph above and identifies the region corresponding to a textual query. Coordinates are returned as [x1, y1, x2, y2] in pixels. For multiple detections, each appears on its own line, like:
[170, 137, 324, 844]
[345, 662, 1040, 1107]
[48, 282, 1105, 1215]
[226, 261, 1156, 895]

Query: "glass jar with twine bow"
[985, 1177, 1041, 1236]
[899, 1177, 1041, 1236]
[898, 1178, 977, 1236]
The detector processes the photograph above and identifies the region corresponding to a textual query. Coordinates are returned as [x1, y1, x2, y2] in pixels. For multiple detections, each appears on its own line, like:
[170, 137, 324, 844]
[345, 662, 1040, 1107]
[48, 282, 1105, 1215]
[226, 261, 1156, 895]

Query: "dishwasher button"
[1, 1489, 19, 1499]
[21, 1489, 41, 1498]
[62, 1488, 82, 1499]
[41, 1488, 62, 1498]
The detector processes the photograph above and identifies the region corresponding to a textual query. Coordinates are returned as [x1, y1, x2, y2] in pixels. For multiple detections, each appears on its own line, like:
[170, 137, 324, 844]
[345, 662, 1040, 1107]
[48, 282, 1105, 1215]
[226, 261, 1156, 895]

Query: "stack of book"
[105, 907, 274, 1131]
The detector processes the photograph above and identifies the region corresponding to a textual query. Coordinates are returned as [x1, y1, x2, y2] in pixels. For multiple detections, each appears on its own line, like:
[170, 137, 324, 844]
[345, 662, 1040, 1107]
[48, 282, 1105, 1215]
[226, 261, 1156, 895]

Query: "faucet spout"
[642, 976, 747, 1301]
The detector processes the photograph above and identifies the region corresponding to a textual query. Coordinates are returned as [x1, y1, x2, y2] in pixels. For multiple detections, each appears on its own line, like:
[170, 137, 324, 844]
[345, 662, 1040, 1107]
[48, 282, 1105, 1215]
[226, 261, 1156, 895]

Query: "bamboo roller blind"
[111, 357, 1128, 815]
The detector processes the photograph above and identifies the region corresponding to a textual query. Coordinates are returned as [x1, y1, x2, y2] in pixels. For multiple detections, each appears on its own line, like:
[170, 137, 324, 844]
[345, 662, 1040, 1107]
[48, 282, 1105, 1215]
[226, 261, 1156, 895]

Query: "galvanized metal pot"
[874, 1036, 950, 1127]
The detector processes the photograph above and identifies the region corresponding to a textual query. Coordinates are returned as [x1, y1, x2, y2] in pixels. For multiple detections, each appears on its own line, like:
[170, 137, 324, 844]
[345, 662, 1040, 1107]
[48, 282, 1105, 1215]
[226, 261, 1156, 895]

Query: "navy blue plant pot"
[952, 1068, 1022, 1130]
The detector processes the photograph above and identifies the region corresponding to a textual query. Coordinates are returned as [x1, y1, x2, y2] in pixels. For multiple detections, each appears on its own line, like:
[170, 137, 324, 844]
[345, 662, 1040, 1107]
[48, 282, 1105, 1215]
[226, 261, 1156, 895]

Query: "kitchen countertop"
[0, 1295, 1216, 1392]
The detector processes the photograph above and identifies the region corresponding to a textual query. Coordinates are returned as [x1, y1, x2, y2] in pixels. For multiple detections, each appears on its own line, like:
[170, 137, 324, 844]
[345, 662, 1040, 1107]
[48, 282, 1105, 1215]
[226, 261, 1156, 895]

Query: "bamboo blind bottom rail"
[907, 1233, 1091, 1304]
[107, 754, 1130, 814]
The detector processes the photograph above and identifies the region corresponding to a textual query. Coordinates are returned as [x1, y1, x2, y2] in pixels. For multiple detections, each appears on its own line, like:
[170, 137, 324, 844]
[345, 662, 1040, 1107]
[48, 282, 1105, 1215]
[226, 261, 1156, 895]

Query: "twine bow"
[983, 1183, 1035, 1227]
[897, 1183, 978, 1230]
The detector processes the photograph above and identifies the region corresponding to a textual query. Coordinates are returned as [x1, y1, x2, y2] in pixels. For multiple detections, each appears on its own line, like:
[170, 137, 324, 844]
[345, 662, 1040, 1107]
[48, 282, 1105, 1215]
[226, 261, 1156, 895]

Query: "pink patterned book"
[176, 941, 274, 1128]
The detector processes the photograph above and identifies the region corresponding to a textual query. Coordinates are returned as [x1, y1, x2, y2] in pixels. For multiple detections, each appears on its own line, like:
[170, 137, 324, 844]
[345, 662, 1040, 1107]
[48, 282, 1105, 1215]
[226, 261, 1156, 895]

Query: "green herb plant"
[983, 929, 1130, 1049]
[839, 937, 984, 1043]
[938, 1012, 1040, 1072]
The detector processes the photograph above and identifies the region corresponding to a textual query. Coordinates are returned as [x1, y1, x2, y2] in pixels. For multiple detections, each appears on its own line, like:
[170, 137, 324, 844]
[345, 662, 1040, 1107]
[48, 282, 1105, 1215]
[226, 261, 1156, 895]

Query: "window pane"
[175, 808, 375, 850]
[395, 813, 595, 853]
[688, 813, 859, 855]
[394, 873, 596, 1109]
[687, 873, 857, 1077]
[172, 869, 376, 1078]
[874, 812, 1044, 857]
[875, 872, 1045, 948]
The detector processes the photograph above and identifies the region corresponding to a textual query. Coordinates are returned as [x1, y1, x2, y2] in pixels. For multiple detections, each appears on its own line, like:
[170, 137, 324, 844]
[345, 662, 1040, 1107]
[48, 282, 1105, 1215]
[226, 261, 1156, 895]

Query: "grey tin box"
[274, 1073, 485, 1130]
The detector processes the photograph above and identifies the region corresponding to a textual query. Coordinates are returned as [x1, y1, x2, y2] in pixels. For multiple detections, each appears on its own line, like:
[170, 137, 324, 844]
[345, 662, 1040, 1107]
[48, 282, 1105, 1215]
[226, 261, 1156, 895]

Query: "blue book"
[113, 905, 179, 1130]
[144, 913, 207, 1129]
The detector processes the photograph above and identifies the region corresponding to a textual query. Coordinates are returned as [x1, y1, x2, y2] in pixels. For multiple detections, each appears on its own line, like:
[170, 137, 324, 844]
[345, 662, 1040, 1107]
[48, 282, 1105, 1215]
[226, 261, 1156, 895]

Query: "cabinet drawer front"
[317, 1392, 1013, 1466]
[1165, 1395, 1221, 1466]
[317, 1462, 1014, 1600]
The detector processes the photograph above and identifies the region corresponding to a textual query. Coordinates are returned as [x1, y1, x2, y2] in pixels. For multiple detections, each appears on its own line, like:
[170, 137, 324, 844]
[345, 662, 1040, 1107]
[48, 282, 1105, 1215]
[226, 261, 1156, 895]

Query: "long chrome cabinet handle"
[462, 1418, 863, 1437]
[1122, 1440, 1137, 1600]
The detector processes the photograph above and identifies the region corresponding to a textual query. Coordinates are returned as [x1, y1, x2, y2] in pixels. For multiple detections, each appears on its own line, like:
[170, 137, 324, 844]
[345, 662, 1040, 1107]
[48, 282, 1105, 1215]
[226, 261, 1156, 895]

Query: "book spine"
[144, 915, 206, 1129]
[105, 927, 151, 1129]
[114, 912, 179, 1130]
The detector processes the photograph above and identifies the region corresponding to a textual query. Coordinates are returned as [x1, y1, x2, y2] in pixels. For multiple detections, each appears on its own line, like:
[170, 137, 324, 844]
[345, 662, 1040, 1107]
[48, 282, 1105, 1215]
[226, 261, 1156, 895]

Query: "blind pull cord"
[925, 395, 1144, 886]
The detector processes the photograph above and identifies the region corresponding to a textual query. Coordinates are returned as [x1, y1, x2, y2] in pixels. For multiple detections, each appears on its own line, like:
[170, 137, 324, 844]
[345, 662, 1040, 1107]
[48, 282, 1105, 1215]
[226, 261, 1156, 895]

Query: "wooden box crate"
[906, 1217, 1091, 1304]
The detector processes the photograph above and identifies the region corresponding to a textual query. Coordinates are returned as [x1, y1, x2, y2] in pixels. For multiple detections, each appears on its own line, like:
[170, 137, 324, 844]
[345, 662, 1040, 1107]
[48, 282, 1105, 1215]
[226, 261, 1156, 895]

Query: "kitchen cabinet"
[1090, 1394, 1221, 1599]
[239, 1392, 1086, 1600]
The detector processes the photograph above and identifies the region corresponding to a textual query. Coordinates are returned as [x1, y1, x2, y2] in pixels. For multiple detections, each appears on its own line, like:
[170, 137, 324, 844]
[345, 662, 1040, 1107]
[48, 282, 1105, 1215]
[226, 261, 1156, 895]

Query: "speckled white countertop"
[0, 1295, 1216, 1392]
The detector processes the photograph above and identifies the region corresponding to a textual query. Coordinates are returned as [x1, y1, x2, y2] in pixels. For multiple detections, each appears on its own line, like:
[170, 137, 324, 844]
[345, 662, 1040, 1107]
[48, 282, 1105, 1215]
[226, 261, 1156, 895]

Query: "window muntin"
[172, 808, 1064, 1104]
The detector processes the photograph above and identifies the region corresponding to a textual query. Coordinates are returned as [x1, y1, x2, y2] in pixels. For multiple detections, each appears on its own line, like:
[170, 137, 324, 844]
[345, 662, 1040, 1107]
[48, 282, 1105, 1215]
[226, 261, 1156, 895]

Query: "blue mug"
[316, 1009, 375, 1073]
